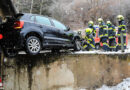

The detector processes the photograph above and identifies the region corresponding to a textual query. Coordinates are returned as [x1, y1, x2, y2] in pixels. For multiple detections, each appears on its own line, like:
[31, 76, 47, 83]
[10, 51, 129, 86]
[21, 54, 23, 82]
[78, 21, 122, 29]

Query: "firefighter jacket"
[99, 23, 108, 38]
[117, 20, 127, 37]
[85, 33, 95, 48]
[108, 25, 116, 39]
[89, 26, 96, 36]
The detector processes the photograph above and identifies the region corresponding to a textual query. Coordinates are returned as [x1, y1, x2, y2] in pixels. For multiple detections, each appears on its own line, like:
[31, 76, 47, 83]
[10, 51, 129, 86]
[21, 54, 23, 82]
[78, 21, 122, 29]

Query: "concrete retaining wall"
[3, 53, 130, 90]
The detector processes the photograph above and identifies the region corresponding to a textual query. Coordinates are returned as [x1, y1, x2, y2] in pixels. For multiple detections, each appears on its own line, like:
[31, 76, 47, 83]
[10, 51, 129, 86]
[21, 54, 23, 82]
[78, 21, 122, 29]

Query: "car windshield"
[52, 19, 67, 30]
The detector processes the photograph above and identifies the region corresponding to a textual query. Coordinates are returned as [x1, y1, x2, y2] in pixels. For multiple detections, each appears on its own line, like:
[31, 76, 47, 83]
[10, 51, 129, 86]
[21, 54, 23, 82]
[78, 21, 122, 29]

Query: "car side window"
[52, 19, 67, 30]
[30, 16, 35, 22]
[36, 16, 51, 26]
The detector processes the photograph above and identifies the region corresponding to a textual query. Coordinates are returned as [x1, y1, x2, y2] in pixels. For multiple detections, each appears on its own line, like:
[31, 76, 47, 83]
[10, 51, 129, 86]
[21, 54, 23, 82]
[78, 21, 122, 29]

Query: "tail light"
[14, 21, 24, 29]
[0, 77, 3, 88]
[0, 34, 3, 40]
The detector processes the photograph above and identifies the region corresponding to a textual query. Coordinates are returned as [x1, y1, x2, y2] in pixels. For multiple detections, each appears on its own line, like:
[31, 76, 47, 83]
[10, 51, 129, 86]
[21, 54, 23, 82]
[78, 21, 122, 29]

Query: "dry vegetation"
[12, 0, 130, 31]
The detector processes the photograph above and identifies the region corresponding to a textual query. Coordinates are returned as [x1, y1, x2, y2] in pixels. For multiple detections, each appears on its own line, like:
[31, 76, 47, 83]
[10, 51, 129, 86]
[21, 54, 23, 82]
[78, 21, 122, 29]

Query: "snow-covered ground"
[96, 78, 130, 90]
[74, 49, 130, 55]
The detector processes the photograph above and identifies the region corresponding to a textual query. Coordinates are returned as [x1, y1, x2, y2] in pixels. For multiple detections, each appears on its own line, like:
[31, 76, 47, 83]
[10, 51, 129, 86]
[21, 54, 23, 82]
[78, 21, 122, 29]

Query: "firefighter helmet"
[85, 28, 92, 34]
[107, 21, 112, 24]
[98, 18, 103, 22]
[117, 15, 124, 21]
[88, 21, 94, 26]
[107, 21, 112, 26]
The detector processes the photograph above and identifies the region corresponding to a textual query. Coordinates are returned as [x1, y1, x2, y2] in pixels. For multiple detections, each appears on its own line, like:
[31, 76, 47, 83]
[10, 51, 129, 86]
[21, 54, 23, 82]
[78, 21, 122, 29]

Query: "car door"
[51, 19, 71, 44]
[35, 16, 61, 45]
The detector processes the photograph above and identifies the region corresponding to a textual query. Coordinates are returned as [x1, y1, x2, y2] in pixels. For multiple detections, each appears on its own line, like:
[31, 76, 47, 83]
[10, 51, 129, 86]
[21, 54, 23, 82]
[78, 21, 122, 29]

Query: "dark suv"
[0, 13, 81, 57]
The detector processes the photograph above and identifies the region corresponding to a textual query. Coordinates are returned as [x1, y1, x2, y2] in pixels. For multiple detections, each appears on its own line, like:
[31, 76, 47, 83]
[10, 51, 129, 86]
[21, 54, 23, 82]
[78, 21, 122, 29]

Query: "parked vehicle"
[0, 13, 81, 57]
[0, 0, 17, 53]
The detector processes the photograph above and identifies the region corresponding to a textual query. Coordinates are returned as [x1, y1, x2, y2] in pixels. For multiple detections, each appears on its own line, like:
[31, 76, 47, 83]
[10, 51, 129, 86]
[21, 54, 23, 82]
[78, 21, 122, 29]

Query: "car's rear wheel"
[26, 36, 41, 55]
[74, 39, 81, 51]
[3, 49, 18, 58]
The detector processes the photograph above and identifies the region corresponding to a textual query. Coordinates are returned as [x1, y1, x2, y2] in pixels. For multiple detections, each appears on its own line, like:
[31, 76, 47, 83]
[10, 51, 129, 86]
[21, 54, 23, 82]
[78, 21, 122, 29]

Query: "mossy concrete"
[3, 53, 130, 90]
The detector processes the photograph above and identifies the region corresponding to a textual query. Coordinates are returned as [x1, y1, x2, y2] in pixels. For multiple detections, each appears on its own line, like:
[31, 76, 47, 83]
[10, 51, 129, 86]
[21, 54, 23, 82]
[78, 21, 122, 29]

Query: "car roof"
[22, 13, 65, 24]
[23, 13, 50, 19]
[23, 13, 63, 22]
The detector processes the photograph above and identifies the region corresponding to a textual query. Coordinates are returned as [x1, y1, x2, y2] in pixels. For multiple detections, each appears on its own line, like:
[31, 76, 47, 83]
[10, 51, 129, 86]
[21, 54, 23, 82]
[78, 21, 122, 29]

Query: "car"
[0, 0, 17, 55]
[0, 13, 81, 57]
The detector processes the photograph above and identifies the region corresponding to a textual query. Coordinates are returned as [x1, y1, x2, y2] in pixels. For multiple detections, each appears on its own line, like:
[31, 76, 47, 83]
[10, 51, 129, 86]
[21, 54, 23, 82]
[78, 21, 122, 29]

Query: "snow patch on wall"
[96, 78, 130, 90]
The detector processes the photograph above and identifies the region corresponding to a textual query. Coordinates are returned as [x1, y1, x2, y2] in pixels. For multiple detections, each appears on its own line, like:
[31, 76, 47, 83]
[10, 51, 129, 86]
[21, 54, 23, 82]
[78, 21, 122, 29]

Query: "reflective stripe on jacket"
[108, 25, 116, 39]
[117, 20, 126, 37]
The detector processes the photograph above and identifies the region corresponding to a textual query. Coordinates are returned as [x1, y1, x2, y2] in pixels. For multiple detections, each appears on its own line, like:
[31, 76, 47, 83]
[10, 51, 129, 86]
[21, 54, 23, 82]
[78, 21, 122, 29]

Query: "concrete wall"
[3, 53, 130, 90]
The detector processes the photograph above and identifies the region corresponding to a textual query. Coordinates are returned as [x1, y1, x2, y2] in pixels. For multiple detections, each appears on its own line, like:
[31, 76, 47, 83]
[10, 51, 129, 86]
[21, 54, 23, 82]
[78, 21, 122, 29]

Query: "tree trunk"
[30, 0, 34, 13]
[40, 0, 43, 15]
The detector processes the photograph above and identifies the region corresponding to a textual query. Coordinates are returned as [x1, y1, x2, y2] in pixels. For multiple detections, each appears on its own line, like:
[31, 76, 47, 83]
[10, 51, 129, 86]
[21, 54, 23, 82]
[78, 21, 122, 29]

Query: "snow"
[80, 89, 86, 90]
[19, 50, 51, 54]
[79, 78, 130, 90]
[96, 78, 130, 90]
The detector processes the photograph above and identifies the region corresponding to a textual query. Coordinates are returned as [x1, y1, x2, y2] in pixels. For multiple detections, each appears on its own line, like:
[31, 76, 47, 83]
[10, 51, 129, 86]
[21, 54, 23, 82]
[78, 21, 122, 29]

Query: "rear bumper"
[0, 31, 24, 49]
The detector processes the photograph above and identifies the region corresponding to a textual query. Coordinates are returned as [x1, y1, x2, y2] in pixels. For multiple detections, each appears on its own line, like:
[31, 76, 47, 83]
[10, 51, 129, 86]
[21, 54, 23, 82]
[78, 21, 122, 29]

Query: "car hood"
[0, 0, 17, 18]
[67, 30, 79, 37]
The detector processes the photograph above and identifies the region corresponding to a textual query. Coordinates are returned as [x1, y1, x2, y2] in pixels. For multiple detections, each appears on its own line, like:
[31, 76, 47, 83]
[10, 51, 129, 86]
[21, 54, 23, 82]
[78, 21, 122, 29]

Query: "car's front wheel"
[26, 36, 41, 55]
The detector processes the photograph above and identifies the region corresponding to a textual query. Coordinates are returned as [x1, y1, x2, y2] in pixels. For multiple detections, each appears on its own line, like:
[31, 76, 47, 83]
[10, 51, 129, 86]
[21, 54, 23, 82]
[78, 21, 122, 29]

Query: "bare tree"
[40, 0, 43, 15]
[30, 0, 34, 13]
[12, 0, 130, 31]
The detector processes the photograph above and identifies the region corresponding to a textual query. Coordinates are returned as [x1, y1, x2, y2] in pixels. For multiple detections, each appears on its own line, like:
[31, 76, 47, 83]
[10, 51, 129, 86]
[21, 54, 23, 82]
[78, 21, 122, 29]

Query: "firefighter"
[83, 28, 95, 51]
[107, 21, 116, 51]
[116, 15, 127, 50]
[98, 18, 109, 51]
[88, 21, 96, 36]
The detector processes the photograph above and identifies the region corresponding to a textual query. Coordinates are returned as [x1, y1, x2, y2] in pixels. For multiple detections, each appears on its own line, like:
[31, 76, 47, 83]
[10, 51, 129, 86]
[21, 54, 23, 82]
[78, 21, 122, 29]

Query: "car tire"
[26, 36, 41, 55]
[74, 39, 81, 51]
[3, 49, 18, 58]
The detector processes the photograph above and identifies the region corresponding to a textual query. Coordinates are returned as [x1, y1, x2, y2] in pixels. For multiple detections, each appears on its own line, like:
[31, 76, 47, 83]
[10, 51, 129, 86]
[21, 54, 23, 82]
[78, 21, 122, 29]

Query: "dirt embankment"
[3, 53, 130, 90]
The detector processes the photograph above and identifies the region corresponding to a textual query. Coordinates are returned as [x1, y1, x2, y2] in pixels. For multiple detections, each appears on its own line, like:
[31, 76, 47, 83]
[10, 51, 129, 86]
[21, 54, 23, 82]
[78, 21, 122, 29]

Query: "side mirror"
[66, 26, 70, 31]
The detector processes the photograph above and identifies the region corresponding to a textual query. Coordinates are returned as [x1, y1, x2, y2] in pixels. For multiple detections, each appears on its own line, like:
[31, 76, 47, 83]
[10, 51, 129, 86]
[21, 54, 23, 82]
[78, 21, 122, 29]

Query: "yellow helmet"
[85, 28, 92, 34]
[117, 15, 124, 21]
[106, 21, 111, 24]
[98, 18, 103, 22]
[88, 21, 94, 25]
